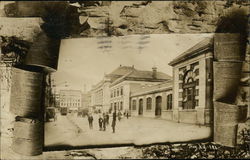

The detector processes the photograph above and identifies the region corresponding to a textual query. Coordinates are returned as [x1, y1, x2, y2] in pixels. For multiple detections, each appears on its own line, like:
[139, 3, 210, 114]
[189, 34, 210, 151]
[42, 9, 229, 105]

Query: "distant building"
[130, 81, 173, 119]
[54, 93, 60, 108]
[81, 91, 91, 109]
[59, 90, 82, 111]
[90, 78, 111, 112]
[169, 37, 213, 125]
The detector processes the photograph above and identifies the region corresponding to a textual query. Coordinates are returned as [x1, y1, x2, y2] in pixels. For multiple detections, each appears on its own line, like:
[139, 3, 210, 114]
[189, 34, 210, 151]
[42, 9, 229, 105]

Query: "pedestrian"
[87, 113, 93, 129]
[126, 111, 129, 119]
[118, 111, 122, 121]
[103, 113, 106, 131]
[111, 111, 116, 133]
[106, 113, 109, 125]
[98, 115, 103, 131]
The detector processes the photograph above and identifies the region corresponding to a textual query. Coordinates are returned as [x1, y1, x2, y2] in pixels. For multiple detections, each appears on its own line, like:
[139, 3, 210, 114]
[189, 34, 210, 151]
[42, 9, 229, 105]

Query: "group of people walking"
[87, 110, 129, 133]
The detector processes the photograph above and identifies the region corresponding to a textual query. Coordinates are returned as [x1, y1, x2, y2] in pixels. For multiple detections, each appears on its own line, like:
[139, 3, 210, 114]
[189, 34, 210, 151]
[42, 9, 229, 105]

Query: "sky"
[51, 33, 213, 92]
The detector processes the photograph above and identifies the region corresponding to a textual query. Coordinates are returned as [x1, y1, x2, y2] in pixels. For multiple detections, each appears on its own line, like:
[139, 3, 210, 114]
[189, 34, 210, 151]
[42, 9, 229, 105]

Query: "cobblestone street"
[45, 113, 211, 147]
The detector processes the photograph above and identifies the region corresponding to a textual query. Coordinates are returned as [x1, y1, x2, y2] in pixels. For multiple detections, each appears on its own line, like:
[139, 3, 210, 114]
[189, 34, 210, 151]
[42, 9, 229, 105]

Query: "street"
[45, 113, 211, 147]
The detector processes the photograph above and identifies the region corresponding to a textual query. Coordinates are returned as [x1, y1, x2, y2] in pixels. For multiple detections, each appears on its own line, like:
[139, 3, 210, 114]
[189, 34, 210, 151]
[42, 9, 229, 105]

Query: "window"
[195, 99, 199, 106]
[114, 90, 116, 97]
[117, 89, 119, 96]
[121, 87, 123, 95]
[167, 94, 173, 110]
[146, 97, 152, 110]
[132, 100, 136, 110]
[195, 89, 199, 96]
[120, 101, 123, 110]
[111, 92, 113, 98]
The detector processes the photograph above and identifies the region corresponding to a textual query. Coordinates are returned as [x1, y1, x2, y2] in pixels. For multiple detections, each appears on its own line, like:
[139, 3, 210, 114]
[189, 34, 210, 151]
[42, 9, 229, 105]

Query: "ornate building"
[169, 37, 213, 125]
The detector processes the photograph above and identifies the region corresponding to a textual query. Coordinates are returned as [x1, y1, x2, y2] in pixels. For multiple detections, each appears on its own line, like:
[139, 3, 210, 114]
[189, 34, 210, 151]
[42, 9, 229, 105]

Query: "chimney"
[152, 67, 157, 79]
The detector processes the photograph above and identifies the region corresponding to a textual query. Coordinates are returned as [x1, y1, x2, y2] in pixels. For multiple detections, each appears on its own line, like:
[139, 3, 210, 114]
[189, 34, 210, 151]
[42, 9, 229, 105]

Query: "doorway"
[155, 96, 162, 116]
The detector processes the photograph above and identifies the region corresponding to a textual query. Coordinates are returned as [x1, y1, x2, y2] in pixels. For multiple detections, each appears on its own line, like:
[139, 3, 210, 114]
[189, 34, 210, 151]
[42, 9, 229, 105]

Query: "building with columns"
[168, 37, 213, 125]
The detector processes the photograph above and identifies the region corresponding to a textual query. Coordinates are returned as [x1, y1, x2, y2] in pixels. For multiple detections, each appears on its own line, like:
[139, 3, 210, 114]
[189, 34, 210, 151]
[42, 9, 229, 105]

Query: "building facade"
[130, 81, 173, 120]
[90, 65, 172, 113]
[169, 37, 213, 125]
[109, 66, 172, 113]
[90, 78, 111, 112]
[59, 90, 82, 111]
[81, 91, 91, 109]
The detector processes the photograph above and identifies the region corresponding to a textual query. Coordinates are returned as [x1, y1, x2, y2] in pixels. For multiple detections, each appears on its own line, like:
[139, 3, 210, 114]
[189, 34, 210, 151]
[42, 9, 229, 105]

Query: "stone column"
[213, 33, 246, 147]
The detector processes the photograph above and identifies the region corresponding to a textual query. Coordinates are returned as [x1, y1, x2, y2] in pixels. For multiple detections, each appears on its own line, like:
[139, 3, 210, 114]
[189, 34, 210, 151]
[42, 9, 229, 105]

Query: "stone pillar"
[152, 94, 156, 117]
[136, 97, 139, 115]
[213, 33, 245, 147]
[162, 92, 167, 110]
[143, 96, 146, 116]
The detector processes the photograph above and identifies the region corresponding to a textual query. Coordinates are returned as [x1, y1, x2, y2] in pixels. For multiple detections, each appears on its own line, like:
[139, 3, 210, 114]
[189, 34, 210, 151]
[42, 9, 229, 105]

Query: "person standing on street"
[98, 114, 103, 131]
[126, 111, 129, 119]
[87, 113, 93, 129]
[106, 112, 109, 125]
[103, 113, 107, 131]
[112, 111, 116, 133]
[118, 111, 122, 121]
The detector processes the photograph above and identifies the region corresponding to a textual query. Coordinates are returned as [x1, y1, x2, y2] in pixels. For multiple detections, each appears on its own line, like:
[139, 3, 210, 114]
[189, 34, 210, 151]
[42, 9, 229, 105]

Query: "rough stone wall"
[0, 0, 249, 159]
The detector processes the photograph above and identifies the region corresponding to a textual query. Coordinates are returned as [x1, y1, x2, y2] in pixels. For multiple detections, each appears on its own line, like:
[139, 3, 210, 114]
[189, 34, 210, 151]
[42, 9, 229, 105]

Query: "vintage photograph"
[45, 34, 213, 147]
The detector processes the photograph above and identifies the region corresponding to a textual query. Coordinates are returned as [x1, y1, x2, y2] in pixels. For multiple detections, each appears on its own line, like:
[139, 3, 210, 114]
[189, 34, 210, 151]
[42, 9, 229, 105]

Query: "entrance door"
[155, 96, 162, 116]
[138, 99, 143, 115]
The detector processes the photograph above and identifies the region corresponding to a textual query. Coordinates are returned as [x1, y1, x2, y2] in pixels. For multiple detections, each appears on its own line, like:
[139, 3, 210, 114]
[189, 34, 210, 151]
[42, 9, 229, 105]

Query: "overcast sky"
[51, 33, 213, 92]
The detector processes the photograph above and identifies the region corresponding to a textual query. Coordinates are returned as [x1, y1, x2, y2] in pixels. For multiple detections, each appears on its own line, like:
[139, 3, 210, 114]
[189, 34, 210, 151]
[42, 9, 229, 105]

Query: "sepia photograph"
[0, 1, 249, 159]
[45, 34, 213, 147]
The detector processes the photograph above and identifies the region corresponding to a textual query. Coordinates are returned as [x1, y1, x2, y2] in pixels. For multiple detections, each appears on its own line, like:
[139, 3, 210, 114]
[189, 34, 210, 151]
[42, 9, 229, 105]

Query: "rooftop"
[109, 65, 172, 86]
[169, 37, 213, 66]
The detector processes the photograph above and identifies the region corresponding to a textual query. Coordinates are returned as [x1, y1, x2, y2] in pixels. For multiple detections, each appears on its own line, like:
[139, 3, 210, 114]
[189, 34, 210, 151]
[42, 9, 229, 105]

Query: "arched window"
[167, 94, 172, 110]
[146, 97, 152, 110]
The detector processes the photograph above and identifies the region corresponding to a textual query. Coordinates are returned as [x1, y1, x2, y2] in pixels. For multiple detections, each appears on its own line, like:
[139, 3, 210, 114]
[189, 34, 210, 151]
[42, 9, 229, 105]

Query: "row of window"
[111, 87, 123, 98]
[110, 101, 123, 111]
[131, 95, 173, 111]
[60, 103, 80, 107]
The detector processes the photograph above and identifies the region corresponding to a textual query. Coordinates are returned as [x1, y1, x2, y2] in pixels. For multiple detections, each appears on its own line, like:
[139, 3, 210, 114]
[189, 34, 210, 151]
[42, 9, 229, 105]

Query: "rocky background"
[0, 1, 249, 159]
